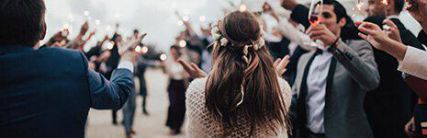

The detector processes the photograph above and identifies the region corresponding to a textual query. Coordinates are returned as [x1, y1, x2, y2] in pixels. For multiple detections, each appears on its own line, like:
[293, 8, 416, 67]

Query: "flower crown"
[210, 20, 266, 52]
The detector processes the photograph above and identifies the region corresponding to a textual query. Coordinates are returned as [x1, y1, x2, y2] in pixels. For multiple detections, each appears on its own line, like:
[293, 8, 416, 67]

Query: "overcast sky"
[44, 0, 229, 51]
[44, 0, 421, 51]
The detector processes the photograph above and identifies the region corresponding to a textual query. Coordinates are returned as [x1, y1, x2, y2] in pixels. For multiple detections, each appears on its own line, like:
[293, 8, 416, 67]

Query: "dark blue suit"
[0, 45, 133, 138]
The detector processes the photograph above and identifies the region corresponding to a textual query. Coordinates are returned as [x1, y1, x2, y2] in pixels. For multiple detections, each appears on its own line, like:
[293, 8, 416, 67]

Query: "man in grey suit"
[291, 0, 380, 137]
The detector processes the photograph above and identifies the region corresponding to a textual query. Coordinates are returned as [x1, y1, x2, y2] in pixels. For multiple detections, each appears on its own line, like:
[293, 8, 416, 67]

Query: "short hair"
[394, 0, 405, 13]
[318, 0, 360, 40]
[319, 0, 350, 23]
[0, 0, 46, 46]
[133, 29, 139, 34]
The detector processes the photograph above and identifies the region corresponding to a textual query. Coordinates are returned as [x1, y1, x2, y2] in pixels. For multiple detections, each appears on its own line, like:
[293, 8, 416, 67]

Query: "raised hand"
[404, 117, 418, 137]
[307, 24, 339, 46]
[119, 33, 147, 55]
[358, 21, 407, 60]
[178, 59, 207, 78]
[280, 0, 298, 10]
[383, 20, 402, 43]
[120, 51, 139, 65]
[357, 22, 392, 51]
[79, 21, 89, 36]
[274, 55, 290, 76]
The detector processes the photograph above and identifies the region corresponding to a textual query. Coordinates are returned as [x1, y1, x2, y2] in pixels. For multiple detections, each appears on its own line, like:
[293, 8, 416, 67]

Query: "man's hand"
[178, 59, 207, 78]
[280, 0, 298, 10]
[120, 51, 139, 65]
[274, 55, 290, 76]
[405, 117, 418, 137]
[79, 21, 89, 36]
[307, 24, 339, 46]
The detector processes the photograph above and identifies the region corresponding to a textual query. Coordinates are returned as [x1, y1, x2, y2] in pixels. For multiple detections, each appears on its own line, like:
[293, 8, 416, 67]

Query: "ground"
[86, 68, 187, 138]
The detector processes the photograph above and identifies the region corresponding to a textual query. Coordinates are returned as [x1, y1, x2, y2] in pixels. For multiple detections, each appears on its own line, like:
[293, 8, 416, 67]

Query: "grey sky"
[44, 0, 421, 51]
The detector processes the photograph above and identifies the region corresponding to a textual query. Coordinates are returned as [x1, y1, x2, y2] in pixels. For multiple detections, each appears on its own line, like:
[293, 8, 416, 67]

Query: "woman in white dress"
[182, 11, 293, 138]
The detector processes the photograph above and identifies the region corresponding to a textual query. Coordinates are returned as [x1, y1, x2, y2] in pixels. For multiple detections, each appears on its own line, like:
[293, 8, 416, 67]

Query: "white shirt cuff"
[117, 60, 134, 73]
[398, 46, 427, 80]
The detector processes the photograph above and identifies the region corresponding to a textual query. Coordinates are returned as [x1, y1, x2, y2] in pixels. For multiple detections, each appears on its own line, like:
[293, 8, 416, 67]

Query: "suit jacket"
[292, 39, 380, 138]
[362, 16, 421, 138]
[0, 45, 133, 138]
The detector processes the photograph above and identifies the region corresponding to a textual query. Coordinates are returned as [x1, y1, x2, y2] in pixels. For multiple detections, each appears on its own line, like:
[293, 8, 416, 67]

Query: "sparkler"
[135, 45, 142, 53]
[106, 41, 115, 50]
[63, 23, 71, 30]
[239, 4, 248, 12]
[160, 54, 167, 61]
[141, 46, 148, 54]
[83, 10, 91, 21]
[179, 40, 187, 47]
[199, 16, 206, 22]
[95, 20, 101, 26]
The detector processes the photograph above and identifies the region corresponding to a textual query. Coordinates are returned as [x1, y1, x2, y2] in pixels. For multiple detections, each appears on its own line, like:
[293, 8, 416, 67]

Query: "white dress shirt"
[306, 47, 333, 133]
[398, 46, 427, 80]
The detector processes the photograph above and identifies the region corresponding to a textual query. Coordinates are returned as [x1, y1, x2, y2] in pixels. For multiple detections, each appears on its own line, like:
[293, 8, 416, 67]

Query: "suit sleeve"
[80, 52, 133, 110]
[329, 40, 380, 91]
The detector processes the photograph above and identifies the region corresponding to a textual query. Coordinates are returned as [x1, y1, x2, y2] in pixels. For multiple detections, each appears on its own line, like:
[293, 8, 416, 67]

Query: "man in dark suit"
[0, 0, 137, 138]
[362, 0, 425, 137]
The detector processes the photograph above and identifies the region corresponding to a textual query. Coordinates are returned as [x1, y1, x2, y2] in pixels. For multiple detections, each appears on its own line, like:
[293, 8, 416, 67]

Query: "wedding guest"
[163, 45, 189, 135]
[0, 0, 140, 137]
[183, 11, 293, 137]
[282, 0, 380, 137]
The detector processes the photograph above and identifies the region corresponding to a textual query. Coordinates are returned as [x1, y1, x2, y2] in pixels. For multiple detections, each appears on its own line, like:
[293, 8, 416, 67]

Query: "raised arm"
[329, 40, 380, 91]
[82, 50, 137, 110]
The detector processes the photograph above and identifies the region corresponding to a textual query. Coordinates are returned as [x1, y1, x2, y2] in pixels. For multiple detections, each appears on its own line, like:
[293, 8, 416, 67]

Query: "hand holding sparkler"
[357, 21, 406, 60]
[119, 33, 147, 55]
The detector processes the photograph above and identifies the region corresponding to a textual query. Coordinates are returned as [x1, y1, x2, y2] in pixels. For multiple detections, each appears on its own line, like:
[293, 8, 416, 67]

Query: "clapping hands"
[177, 54, 290, 79]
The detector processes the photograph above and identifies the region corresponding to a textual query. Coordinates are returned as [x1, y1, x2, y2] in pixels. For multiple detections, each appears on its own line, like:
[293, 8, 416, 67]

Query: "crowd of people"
[1, 0, 427, 138]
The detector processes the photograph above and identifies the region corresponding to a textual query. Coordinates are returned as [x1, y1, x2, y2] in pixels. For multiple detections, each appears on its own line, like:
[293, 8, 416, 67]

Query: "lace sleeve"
[278, 78, 292, 110]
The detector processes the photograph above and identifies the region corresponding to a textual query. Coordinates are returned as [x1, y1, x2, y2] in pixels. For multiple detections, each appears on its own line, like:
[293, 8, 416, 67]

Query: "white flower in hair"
[257, 38, 265, 49]
[220, 38, 228, 46]
[253, 44, 259, 50]
[243, 45, 250, 55]
[212, 32, 221, 41]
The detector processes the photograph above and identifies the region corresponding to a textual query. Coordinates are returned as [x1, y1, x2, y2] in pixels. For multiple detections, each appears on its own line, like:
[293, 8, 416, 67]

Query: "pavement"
[86, 68, 188, 138]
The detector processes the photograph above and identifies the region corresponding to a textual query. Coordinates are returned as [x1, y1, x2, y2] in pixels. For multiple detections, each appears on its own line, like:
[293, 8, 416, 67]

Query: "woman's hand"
[274, 55, 290, 76]
[178, 59, 207, 78]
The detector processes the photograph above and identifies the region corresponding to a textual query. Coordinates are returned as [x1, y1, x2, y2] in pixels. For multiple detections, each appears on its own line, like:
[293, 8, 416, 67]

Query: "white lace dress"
[185, 78, 292, 138]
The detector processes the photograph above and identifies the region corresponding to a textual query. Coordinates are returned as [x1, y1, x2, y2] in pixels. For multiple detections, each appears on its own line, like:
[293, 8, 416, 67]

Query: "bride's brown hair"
[205, 11, 291, 136]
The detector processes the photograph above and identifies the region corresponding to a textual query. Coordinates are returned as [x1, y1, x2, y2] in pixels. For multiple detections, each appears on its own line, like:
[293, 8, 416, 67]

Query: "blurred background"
[41, 0, 423, 137]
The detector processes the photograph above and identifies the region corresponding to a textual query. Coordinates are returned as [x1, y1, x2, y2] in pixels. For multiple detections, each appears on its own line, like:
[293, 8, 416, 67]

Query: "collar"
[386, 15, 400, 20]
[0, 45, 35, 54]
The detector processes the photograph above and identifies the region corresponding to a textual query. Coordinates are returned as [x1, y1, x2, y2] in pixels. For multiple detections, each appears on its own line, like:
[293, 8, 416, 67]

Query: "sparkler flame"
[382, 0, 388, 5]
